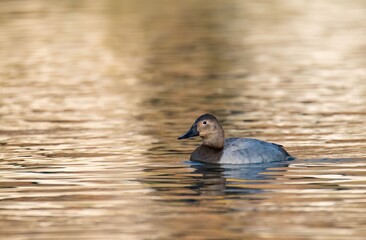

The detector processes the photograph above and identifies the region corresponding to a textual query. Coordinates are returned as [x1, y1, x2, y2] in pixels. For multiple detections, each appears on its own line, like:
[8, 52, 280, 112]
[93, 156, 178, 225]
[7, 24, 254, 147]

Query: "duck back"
[220, 138, 292, 164]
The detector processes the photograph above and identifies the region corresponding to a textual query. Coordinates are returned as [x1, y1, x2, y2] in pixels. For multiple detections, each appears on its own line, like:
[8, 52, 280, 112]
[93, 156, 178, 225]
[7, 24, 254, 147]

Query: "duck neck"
[202, 129, 225, 149]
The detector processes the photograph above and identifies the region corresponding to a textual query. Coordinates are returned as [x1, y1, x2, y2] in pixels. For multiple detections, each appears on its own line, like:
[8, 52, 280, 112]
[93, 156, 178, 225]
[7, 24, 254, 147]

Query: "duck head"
[178, 114, 225, 149]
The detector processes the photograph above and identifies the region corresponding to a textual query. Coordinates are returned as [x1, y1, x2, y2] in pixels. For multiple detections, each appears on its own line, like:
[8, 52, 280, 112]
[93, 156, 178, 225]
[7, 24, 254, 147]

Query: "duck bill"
[178, 124, 199, 140]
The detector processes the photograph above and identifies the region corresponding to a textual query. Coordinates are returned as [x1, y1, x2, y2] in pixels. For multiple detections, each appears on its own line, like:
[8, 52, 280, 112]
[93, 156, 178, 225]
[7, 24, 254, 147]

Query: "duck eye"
[202, 121, 207, 125]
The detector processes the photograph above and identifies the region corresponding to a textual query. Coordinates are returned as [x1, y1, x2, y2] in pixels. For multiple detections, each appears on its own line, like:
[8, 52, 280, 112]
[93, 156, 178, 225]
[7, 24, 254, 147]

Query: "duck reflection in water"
[190, 161, 290, 196]
[143, 161, 289, 197]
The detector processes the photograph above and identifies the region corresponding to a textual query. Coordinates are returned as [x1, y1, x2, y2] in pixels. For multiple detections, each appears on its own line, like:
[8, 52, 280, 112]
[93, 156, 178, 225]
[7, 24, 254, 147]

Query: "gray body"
[221, 138, 291, 164]
[190, 138, 291, 164]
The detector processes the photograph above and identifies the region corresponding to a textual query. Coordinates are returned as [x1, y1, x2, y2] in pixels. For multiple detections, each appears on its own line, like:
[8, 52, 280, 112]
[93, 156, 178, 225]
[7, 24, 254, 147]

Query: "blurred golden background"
[0, 1, 366, 239]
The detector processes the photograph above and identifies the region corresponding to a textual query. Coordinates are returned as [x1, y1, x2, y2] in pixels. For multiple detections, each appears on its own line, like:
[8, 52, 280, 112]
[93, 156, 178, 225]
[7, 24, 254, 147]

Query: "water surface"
[0, 1, 366, 239]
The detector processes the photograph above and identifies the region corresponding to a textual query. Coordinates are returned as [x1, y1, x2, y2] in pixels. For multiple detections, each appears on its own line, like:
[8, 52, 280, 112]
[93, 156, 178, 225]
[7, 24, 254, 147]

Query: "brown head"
[178, 114, 225, 149]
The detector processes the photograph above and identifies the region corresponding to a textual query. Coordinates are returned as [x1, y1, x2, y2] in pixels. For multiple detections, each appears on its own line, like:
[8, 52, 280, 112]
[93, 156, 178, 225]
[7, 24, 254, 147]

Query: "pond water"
[1, 1, 366, 239]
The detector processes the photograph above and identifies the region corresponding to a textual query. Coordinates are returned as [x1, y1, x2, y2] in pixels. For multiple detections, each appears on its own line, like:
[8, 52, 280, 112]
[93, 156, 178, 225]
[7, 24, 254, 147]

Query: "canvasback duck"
[178, 114, 293, 164]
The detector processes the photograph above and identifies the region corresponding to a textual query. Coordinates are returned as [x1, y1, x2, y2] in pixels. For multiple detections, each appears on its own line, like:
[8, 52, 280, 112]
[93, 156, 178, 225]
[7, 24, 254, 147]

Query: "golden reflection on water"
[0, 0, 366, 239]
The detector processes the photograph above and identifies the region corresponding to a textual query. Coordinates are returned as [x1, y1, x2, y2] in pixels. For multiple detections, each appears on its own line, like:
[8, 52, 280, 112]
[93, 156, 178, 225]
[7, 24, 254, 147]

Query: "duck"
[178, 114, 293, 164]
